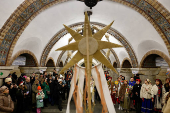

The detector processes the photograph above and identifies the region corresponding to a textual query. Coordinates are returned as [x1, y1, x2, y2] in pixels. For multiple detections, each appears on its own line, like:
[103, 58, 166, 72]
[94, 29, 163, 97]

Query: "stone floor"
[29, 100, 136, 113]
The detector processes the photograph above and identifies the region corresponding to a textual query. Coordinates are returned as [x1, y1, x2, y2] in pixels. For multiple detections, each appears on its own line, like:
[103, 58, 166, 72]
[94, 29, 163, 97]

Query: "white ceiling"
[0, 0, 170, 66]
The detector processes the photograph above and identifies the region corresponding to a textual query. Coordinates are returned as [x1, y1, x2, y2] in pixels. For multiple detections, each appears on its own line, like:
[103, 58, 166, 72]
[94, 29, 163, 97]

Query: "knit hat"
[37, 86, 41, 90]
[19, 81, 24, 86]
[136, 79, 141, 83]
[0, 86, 8, 93]
[58, 79, 62, 82]
[5, 78, 12, 83]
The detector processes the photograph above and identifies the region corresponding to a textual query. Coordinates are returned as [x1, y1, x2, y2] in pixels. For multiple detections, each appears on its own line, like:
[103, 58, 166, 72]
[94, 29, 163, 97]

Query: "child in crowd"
[36, 86, 45, 113]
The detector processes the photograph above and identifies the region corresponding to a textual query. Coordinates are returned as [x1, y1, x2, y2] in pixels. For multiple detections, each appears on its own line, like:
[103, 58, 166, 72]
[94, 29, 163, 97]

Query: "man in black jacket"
[132, 79, 142, 113]
[25, 77, 32, 112]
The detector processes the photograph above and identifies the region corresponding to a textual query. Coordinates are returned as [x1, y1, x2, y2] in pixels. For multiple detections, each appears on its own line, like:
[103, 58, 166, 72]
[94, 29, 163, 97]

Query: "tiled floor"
[30, 100, 137, 113]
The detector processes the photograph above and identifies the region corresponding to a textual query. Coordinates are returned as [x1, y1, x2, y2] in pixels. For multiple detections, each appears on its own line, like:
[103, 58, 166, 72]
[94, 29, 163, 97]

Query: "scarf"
[156, 79, 162, 102]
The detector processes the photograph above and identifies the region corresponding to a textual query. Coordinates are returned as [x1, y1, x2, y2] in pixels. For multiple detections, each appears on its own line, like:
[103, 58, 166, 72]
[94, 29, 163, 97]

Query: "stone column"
[137, 68, 161, 85]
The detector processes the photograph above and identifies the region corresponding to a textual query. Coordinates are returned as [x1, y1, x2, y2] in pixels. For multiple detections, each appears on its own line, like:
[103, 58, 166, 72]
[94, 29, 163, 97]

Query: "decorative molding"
[0, 0, 169, 67]
[139, 50, 170, 68]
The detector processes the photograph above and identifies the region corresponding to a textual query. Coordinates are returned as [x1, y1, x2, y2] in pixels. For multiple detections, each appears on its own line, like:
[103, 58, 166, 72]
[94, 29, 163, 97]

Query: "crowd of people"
[104, 71, 170, 113]
[0, 69, 73, 113]
[1, 69, 170, 113]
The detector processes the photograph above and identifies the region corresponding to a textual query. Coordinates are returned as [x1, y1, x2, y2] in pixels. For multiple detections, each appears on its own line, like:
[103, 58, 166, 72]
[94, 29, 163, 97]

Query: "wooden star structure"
[56, 12, 123, 74]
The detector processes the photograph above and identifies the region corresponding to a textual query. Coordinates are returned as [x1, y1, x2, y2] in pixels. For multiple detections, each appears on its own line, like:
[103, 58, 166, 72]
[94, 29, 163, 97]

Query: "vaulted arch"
[40, 22, 138, 68]
[45, 57, 55, 67]
[0, 0, 169, 67]
[140, 50, 170, 68]
[121, 58, 132, 68]
[9, 50, 38, 67]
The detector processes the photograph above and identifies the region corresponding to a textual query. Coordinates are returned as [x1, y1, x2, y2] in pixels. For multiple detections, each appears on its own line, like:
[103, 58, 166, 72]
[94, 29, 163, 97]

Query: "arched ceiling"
[0, 0, 170, 67]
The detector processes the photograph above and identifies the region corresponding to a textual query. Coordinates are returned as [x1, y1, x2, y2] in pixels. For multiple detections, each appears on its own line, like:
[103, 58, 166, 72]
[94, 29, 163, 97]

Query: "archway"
[113, 62, 118, 68]
[59, 61, 63, 67]
[46, 58, 55, 67]
[121, 58, 132, 68]
[40, 22, 138, 68]
[10, 50, 38, 67]
[0, 0, 169, 67]
[140, 50, 170, 68]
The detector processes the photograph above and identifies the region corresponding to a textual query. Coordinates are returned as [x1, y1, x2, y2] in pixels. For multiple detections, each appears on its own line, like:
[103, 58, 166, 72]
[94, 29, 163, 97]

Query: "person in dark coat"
[12, 72, 17, 84]
[53, 76, 59, 105]
[16, 82, 28, 113]
[66, 74, 72, 99]
[133, 79, 142, 113]
[48, 75, 54, 105]
[164, 78, 169, 92]
[30, 73, 35, 85]
[25, 77, 32, 112]
[58, 79, 64, 111]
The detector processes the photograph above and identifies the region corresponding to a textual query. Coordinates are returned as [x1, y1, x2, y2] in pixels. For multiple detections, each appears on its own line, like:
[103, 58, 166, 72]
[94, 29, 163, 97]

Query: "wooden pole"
[85, 23, 92, 113]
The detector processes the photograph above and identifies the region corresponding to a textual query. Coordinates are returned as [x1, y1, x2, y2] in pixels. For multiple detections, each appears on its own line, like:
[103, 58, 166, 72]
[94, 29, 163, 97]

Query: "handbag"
[39, 99, 43, 102]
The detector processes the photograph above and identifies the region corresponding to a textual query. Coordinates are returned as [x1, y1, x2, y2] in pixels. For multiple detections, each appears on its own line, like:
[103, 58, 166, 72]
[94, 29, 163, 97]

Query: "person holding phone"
[16, 82, 28, 113]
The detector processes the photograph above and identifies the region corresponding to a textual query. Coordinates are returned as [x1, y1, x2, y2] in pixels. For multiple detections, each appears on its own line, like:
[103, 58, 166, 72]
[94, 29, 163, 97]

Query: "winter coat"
[151, 84, 165, 109]
[32, 83, 40, 104]
[164, 83, 169, 92]
[3, 83, 17, 102]
[140, 84, 152, 99]
[163, 98, 170, 113]
[0, 93, 14, 113]
[132, 84, 142, 101]
[41, 82, 50, 99]
[36, 91, 45, 108]
[128, 81, 136, 88]
[16, 87, 27, 113]
[115, 81, 122, 97]
[162, 92, 169, 112]
[119, 84, 128, 101]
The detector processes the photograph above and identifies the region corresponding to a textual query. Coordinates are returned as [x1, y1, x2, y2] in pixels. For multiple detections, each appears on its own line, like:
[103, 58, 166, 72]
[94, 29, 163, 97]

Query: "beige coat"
[163, 98, 170, 113]
[162, 92, 169, 112]
[0, 93, 14, 113]
[140, 84, 152, 99]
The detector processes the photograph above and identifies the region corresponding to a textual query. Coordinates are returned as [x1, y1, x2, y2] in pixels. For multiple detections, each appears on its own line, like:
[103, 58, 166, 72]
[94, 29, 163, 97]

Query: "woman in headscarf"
[151, 79, 165, 113]
[119, 80, 130, 112]
[140, 79, 153, 113]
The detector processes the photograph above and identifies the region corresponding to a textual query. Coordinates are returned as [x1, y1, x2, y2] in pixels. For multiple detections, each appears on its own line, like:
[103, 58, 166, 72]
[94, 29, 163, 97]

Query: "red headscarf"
[155, 79, 162, 102]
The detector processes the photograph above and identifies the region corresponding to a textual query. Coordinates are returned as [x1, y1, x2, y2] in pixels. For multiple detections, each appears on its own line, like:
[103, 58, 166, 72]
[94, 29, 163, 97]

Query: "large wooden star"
[56, 12, 122, 74]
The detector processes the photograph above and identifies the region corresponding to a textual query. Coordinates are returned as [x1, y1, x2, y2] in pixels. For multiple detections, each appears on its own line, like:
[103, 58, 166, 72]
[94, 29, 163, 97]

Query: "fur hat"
[37, 86, 41, 90]
[146, 79, 151, 83]
[5, 78, 12, 83]
[0, 86, 8, 93]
